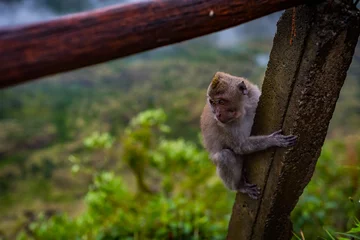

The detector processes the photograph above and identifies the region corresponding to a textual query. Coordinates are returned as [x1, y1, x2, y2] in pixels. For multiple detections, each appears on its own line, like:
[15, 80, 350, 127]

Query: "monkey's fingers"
[284, 135, 297, 140]
[286, 141, 297, 147]
[284, 137, 297, 147]
[284, 136, 297, 144]
[271, 129, 283, 136]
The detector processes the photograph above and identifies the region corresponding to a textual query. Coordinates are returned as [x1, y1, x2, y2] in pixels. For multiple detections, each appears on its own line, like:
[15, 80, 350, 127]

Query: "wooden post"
[0, 0, 311, 88]
[227, 0, 360, 239]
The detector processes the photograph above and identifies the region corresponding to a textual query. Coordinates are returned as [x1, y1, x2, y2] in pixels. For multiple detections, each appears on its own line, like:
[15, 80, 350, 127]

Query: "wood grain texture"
[0, 0, 310, 88]
[227, 1, 360, 239]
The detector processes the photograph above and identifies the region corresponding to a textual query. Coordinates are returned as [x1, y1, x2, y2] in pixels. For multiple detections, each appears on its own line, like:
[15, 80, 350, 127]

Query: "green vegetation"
[292, 136, 360, 239]
[2, 110, 359, 239]
[0, 36, 359, 239]
[15, 109, 232, 240]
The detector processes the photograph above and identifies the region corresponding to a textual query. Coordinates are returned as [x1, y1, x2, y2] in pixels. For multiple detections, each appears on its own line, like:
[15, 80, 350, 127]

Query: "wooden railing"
[0, 0, 310, 88]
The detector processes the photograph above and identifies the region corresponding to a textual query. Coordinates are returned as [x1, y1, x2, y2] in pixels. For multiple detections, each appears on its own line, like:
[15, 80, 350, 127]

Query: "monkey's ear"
[238, 81, 248, 95]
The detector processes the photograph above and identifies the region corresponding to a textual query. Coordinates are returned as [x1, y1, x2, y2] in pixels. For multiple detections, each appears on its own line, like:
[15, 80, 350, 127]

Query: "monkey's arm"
[234, 130, 297, 155]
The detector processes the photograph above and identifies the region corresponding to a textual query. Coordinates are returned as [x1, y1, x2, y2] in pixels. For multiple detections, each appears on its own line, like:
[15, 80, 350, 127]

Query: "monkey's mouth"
[215, 116, 233, 125]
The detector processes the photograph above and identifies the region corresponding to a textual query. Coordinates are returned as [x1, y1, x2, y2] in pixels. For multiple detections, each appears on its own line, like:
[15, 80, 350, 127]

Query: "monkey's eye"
[218, 99, 225, 105]
[209, 99, 215, 105]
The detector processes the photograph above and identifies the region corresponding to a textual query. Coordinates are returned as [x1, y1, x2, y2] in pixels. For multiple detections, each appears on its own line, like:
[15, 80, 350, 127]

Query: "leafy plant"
[17, 109, 233, 240]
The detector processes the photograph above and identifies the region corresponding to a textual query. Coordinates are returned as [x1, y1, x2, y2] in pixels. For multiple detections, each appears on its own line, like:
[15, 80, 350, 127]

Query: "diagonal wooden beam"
[227, 1, 360, 239]
[0, 0, 312, 88]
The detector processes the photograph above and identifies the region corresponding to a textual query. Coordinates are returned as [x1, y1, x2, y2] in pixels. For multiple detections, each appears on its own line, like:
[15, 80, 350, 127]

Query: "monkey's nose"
[216, 113, 227, 123]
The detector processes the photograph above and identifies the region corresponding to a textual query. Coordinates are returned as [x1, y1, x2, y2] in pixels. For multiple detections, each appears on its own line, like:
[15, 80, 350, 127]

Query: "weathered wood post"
[227, 0, 360, 239]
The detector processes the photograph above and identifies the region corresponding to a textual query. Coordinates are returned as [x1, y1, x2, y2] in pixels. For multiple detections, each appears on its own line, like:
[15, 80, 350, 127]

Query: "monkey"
[200, 72, 297, 199]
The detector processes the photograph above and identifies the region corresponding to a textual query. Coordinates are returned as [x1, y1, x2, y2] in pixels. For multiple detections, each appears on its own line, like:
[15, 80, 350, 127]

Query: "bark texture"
[227, 1, 360, 239]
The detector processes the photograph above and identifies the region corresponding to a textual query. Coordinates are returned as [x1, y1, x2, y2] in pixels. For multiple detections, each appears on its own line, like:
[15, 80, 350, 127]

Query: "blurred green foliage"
[14, 110, 232, 240]
[84, 132, 115, 150]
[122, 109, 170, 193]
[292, 136, 360, 239]
[2, 110, 358, 240]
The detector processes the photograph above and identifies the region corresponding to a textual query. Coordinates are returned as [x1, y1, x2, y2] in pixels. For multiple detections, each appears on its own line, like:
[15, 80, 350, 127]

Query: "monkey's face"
[207, 72, 248, 124]
[208, 97, 241, 124]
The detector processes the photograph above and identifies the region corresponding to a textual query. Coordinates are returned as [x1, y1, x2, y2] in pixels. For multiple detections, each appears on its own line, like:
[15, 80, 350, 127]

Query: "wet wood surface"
[0, 0, 309, 88]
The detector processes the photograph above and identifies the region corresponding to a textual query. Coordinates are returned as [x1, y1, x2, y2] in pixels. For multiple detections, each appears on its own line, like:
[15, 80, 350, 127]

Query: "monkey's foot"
[238, 183, 261, 200]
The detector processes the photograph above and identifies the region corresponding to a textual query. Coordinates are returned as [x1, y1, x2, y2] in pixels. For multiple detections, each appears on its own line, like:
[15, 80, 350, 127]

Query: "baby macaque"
[200, 72, 297, 199]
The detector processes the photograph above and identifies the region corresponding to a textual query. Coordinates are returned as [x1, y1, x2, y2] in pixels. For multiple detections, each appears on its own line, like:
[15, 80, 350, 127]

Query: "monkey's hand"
[233, 130, 297, 155]
[269, 130, 297, 148]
